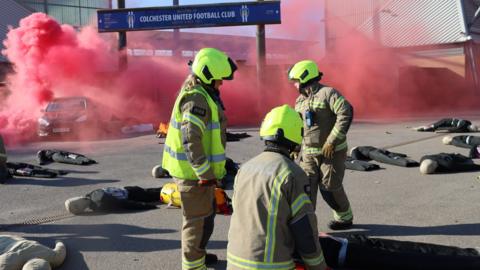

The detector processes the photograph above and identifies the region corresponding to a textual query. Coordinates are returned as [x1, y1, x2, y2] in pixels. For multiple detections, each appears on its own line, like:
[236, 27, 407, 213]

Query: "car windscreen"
[46, 99, 87, 112]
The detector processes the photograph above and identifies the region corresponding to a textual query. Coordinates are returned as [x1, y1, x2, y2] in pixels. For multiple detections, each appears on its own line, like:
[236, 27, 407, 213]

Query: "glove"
[322, 143, 335, 159]
[290, 151, 299, 161]
[198, 179, 217, 187]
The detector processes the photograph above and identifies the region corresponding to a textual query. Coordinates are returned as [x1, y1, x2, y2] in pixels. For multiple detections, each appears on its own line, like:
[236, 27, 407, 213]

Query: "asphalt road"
[2, 119, 480, 270]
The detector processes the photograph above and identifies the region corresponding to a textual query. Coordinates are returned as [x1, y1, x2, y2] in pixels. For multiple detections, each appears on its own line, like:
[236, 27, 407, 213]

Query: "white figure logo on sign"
[241, 5, 250, 23]
[127, 11, 135, 29]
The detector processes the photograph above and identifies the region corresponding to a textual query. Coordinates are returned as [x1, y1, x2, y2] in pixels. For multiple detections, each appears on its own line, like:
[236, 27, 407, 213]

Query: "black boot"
[205, 253, 218, 265]
[328, 220, 353, 230]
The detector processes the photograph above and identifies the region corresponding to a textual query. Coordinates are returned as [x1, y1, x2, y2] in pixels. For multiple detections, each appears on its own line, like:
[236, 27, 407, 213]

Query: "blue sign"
[97, 1, 281, 32]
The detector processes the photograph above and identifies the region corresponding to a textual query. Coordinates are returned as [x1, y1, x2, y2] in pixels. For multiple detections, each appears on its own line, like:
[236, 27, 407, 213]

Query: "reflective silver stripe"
[170, 119, 181, 129]
[193, 160, 211, 175]
[164, 145, 225, 162]
[164, 145, 188, 160]
[291, 193, 311, 216]
[170, 119, 220, 130]
[310, 101, 326, 109]
[304, 147, 322, 155]
[183, 113, 206, 132]
[335, 141, 348, 151]
[207, 122, 220, 130]
[333, 96, 345, 113]
[264, 169, 290, 262]
[302, 253, 325, 266]
[182, 255, 205, 270]
[209, 153, 225, 162]
[227, 252, 294, 270]
[333, 207, 353, 221]
[332, 126, 346, 140]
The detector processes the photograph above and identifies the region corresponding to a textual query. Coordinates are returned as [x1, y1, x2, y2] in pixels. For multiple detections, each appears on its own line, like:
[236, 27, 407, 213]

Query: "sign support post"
[118, 0, 128, 70]
[173, 0, 180, 58]
[257, 0, 267, 96]
[256, 0, 266, 83]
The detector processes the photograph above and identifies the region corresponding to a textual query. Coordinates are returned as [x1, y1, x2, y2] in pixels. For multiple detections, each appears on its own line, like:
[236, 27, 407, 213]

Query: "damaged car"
[37, 96, 120, 138]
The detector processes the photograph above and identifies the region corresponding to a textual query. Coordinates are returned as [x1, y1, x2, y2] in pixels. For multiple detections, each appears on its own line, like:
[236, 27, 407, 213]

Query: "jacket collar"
[264, 143, 291, 158]
[200, 84, 226, 110]
[302, 82, 322, 97]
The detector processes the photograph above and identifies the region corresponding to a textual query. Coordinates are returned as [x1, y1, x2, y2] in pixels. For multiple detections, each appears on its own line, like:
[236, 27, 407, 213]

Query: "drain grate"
[0, 211, 74, 231]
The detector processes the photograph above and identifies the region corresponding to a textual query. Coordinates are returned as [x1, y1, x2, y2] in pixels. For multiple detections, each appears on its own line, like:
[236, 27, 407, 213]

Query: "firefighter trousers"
[300, 148, 353, 222]
[175, 179, 216, 270]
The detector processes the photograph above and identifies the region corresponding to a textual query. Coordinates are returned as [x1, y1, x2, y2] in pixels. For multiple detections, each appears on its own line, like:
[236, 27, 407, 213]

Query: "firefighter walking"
[162, 48, 237, 270]
[227, 105, 328, 270]
[289, 60, 354, 230]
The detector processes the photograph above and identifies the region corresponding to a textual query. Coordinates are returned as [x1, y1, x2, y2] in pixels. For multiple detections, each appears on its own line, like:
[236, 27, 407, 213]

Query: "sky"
[111, 0, 324, 40]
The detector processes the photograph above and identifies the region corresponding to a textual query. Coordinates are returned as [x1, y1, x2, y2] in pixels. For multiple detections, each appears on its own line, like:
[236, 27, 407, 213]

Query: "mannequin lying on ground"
[37, 150, 97, 166]
[65, 184, 232, 215]
[7, 162, 68, 179]
[443, 135, 480, 148]
[413, 118, 478, 133]
[419, 153, 480, 174]
[0, 234, 66, 270]
[345, 157, 380, 171]
[295, 233, 480, 270]
[443, 135, 480, 158]
[350, 146, 419, 167]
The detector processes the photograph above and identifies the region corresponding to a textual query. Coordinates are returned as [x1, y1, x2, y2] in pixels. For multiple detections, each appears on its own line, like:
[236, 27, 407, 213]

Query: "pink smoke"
[1, 13, 186, 144]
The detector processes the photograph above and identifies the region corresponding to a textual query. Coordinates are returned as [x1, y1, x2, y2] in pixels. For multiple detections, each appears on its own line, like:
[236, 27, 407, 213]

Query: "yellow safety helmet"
[288, 60, 322, 84]
[260, 105, 303, 147]
[190, 48, 237, 84]
[160, 182, 182, 207]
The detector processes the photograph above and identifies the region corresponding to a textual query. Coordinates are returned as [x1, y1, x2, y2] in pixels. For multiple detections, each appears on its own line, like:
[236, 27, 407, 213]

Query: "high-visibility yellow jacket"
[162, 85, 226, 180]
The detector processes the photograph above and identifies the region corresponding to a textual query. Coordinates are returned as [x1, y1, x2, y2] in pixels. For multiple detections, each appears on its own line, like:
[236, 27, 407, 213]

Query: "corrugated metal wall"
[0, 0, 33, 62]
[326, 0, 386, 41]
[326, 0, 468, 48]
[17, 0, 110, 27]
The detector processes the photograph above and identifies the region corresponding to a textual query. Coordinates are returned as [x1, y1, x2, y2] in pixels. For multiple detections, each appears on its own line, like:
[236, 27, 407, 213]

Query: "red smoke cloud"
[2, 13, 186, 144]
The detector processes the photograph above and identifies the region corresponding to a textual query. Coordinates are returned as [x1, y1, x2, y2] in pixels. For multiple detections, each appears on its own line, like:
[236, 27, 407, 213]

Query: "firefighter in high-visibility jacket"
[227, 105, 328, 270]
[289, 60, 354, 230]
[162, 48, 237, 270]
